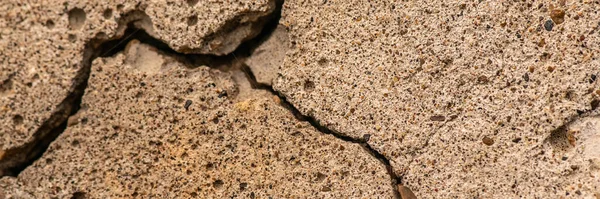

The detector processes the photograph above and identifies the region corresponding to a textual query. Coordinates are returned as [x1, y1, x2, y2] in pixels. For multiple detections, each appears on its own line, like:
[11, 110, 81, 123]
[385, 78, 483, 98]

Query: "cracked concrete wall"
[2, 0, 600, 198]
[0, 42, 395, 198]
[245, 25, 290, 86]
[0, 0, 274, 175]
[274, 0, 600, 198]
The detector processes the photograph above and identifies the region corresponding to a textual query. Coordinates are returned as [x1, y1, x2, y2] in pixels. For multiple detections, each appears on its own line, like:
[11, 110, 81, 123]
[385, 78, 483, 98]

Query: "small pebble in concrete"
[184, 100, 192, 110]
[482, 136, 494, 146]
[544, 20, 554, 31]
[550, 9, 566, 24]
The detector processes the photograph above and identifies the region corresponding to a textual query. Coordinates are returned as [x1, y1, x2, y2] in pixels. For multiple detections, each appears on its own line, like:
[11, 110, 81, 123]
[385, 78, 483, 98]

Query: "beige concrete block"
[0, 42, 395, 198]
[0, 0, 275, 174]
[274, 0, 600, 197]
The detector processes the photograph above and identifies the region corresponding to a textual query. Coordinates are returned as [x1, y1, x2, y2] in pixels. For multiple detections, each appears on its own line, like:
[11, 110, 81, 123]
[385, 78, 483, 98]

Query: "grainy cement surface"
[275, 0, 600, 198]
[1, 0, 600, 198]
[0, 0, 274, 175]
[0, 42, 395, 198]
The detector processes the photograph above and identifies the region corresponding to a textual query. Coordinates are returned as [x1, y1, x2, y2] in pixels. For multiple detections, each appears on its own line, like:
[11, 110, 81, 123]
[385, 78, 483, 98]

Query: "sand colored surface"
[2, 0, 600, 198]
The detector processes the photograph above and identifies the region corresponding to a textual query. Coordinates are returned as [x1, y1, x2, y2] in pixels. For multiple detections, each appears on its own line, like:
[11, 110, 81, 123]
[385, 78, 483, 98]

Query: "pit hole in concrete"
[71, 139, 80, 147]
[45, 19, 55, 29]
[591, 99, 600, 110]
[68, 8, 86, 30]
[317, 57, 328, 65]
[206, 163, 214, 170]
[547, 125, 576, 155]
[315, 172, 327, 182]
[239, 182, 248, 191]
[321, 186, 332, 192]
[303, 80, 315, 91]
[213, 180, 224, 189]
[187, 15, 198, 26]
[0, 75, 14, 95]
[12, 115, 23, 125]
[103, 8, 113, 19]
[70, 191, 87, 199]
[186, 0, 199, 6]
[68, 34, 77, 42]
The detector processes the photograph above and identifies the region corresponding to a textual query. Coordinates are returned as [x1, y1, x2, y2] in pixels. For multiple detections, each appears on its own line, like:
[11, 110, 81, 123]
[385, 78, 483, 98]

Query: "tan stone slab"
[0, 42, 395, 198]
[0, 0, 275, 174]
[274, 0, 600, 197]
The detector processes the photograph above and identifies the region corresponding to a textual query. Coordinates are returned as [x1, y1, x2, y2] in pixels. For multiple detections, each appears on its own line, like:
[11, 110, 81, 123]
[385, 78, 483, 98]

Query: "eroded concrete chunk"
[0, 0, 275, 175]
[0, 42, 395, 198]
[274, 0, 600, 197]
[245, 25, 290, 85]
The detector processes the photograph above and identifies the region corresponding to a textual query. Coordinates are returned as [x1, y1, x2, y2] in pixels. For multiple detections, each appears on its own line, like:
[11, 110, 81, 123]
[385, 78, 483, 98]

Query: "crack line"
[4, 1, 403, 198]
[241, 64, 402, 198]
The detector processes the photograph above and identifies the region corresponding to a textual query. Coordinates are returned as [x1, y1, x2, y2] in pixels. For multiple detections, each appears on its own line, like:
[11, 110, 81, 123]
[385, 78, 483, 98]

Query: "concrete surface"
[0, 0, 274, 176]
[245, 25, 290, 86]
[1, 0, 600, 198]
[0, 42, 395, 198]
[275, 0, 600, 197]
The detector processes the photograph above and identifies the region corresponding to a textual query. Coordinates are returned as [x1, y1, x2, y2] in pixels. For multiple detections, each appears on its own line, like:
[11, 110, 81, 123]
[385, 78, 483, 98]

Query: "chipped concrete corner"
[1, 0, 600, 198]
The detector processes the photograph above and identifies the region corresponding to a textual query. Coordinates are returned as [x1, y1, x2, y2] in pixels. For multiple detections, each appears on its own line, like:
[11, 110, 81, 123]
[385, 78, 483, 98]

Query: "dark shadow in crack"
[240, 63, 402, 199]
[6, 1, 402, 198]
[3, 0, 283, 178]
[1, 39, 95, 177]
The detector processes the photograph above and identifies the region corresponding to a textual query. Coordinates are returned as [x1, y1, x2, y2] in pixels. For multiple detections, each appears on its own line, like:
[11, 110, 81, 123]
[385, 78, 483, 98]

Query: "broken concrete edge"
[269, 55, 600, 199]
[0, 9, 138, 176]
[0, 37, 95, 177]
[107, 1, 279, 56]
[1, 2, 402, 198]
[545, 107, 600, 145]
[184, 0, 279, 55]
[0, 4, 276, 176]
[246, 75, 402, 198]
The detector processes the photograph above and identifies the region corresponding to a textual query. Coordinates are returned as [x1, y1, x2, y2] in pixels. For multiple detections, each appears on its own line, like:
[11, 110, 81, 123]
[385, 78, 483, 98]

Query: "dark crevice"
[4, 1, 403, 198]
[70, 191, 87, 199]
[1, 38, 96, 177]
[240, 64, 402, 199]
[3, 0, 284, 179]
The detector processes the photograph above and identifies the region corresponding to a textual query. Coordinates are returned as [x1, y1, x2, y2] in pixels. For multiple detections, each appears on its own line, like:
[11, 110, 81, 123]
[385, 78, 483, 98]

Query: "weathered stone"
[3, 0, 600, 198]
[0, 0, 275, 175]
[274, 0, 600, 197]
[0, 42, 395, 198]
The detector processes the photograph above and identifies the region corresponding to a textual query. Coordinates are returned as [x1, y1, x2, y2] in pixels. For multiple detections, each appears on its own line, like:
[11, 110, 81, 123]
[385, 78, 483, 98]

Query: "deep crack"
[241, 64, 402, 198]
[4, 1, 402, 198]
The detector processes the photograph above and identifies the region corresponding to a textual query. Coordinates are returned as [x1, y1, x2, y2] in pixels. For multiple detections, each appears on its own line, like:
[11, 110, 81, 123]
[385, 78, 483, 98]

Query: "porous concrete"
[0, 42, 395, 198]
[275, 0, 600, 197]
[0, 0, 275, 175]
[2, 0, 600, 198]
[245, 25, 290, 86]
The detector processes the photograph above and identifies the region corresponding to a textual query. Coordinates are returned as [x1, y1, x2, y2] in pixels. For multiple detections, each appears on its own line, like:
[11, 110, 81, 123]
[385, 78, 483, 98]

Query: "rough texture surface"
[0, 0, 274, 174]
[246, 25, 290, 85]
[275, 0, 600, 197]
[0, 42, 395, 198]
[2, 0, 600, 198]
